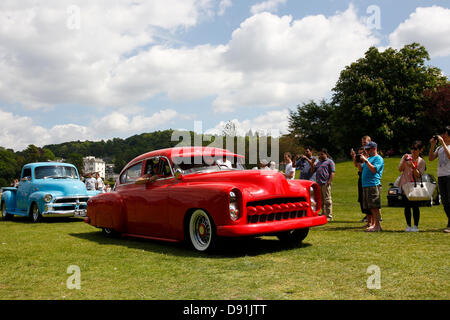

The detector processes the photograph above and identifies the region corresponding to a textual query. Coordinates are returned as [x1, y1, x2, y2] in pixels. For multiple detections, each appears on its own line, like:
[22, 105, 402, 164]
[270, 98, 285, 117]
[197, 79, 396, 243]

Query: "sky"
[1, 0, 449, 151]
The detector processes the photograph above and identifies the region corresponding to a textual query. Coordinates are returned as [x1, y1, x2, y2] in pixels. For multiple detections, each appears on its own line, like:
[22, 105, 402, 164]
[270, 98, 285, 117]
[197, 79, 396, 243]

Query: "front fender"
[1, 190, 17, 212]
[28, 191, 58, 214]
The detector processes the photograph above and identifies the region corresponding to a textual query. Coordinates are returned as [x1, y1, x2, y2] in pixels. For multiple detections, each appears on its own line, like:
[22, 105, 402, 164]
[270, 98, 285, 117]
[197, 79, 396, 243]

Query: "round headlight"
[43, 194, 53, 203]
[229, 191, 240, 221]
[310, 186, 317, 212]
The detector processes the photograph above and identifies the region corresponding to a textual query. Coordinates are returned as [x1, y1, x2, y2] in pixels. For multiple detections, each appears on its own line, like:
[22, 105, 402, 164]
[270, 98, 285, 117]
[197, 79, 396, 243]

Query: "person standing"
[85, 173, 96, 191]
[428, 126, 450, 233]
[283, 152, 296, 180]
[351, 136, 373, 224]
[95, 172, 105, 193]
[312, 149, 335, 221]
[359, 141, 384, 232]
[398, 141, 426, 232]
[295, 147, 318, 181]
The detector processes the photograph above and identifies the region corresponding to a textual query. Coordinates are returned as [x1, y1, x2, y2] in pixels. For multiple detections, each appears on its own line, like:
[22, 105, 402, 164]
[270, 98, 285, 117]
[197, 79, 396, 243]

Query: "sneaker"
[444, 227, 450, 233]
[327, 217, 333, 222]
[405, 226, 412, 232]
[411, 226, 419, 232]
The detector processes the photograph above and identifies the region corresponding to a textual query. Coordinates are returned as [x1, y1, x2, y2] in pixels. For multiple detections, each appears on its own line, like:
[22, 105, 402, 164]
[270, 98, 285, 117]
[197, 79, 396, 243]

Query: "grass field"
[0, 157, 449, 300]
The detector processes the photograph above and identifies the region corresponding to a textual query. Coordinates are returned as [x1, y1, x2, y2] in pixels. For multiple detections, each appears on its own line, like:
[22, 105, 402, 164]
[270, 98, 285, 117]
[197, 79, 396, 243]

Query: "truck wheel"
[277, 228, 309, 246]
[187, 209, 216, 252]
[101, 227, 119, 237]
[30, 203, 42, 223]
[1, 202, 13, 221]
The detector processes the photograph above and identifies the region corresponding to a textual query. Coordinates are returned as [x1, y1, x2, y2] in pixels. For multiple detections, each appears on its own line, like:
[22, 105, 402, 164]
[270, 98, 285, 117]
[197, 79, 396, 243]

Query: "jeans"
[438, 175, 450, 228]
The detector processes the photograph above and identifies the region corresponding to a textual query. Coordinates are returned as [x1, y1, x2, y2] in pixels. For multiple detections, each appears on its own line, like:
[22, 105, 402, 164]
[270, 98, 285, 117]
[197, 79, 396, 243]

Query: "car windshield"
[173, 156, 245, 175]
[35, 166, 79, 180]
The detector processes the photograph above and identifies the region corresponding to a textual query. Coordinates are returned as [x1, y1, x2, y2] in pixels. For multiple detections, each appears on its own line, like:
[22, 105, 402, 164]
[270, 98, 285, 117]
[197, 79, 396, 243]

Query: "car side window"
[120, 162, 143, 184]
[21, 168, 32, 181]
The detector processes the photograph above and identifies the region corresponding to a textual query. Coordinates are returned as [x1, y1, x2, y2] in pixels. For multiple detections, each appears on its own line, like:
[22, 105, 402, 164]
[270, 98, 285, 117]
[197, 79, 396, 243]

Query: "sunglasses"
[410, 146, 419, 151]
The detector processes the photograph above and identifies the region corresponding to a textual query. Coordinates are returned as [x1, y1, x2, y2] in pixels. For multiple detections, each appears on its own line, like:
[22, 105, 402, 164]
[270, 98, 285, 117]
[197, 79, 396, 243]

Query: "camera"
[355, 154, 363, 163]
[433, 135, 439, 142]
[405, 155, 412, 162]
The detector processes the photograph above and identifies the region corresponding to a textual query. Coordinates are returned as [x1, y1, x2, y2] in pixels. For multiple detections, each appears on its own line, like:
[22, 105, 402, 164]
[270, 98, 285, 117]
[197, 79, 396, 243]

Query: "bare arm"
[428, 138, 438, 161]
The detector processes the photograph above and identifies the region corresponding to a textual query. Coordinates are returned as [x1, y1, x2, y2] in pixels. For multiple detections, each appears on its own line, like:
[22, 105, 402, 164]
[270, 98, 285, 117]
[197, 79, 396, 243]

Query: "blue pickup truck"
[1, 162, 98, 222]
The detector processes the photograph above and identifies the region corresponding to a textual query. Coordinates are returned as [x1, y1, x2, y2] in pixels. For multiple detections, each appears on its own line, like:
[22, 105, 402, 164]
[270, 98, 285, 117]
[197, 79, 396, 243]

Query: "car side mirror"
[175, 169, 184, 180]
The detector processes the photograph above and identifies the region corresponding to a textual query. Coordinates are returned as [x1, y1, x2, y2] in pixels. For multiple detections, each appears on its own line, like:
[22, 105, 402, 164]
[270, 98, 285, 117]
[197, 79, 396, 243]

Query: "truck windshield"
[35, 166, 79, 180]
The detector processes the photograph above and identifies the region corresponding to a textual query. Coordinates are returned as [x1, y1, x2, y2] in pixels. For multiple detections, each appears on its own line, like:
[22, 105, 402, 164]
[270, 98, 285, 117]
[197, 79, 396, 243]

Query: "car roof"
[128, 147, 244, 166]
[23, 162, 76, 169]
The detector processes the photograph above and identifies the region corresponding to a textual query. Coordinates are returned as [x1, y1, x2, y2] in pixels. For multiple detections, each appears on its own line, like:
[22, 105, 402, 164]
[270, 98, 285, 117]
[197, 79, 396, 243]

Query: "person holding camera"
[428, 126, 450, 233]
[398, 141, 426, 232]
[311, 149, 335, 221]
[351, 136, 373, 225]
[295, 147, 318, 181]
[358, 141, 384, 232]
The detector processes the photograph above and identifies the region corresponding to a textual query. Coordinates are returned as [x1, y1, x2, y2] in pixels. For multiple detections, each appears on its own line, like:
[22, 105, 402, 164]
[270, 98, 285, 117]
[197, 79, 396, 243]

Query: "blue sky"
[0, 0, 449, 151]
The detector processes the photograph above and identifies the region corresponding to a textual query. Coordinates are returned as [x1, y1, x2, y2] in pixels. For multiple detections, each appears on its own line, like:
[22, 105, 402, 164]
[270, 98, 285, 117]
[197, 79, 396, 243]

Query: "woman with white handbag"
[398, 141, 426, 232]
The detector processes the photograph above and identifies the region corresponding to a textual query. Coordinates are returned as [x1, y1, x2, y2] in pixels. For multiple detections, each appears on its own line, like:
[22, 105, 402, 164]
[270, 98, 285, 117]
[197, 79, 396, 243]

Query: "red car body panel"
[86, 147, 326, 242]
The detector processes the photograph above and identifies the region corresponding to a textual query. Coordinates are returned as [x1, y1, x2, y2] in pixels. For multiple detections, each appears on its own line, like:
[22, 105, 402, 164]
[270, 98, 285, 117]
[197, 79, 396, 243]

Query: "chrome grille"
[246, 197, 309, 224]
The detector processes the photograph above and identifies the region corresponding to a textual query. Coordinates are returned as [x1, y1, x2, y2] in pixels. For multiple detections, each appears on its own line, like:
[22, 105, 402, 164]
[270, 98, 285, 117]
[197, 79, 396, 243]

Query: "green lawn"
[0, 157, 449, 300]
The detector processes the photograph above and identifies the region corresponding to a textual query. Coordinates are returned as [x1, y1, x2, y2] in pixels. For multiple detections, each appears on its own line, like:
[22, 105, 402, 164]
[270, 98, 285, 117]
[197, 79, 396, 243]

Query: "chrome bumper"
[42, 209, 87, 217]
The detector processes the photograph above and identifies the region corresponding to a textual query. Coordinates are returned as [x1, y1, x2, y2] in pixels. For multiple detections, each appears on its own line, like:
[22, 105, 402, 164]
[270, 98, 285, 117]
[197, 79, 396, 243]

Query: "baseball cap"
[364, 141, 377, 149]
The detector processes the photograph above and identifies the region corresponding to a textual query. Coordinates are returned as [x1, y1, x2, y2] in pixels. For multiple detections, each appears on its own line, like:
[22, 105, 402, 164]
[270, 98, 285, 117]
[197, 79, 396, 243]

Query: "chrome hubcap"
[190, 210, 212, 250]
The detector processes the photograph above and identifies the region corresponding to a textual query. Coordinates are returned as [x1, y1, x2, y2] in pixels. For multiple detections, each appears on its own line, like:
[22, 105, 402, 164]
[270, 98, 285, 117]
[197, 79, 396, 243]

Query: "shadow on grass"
[5, 216, 84, 224]
[69, 230, 312, 258]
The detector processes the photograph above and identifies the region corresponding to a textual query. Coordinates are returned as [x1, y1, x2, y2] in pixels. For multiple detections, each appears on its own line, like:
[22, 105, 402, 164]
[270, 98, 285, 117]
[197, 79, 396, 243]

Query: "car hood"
[181, 170, 310, 200]
[32, 179, 89, 196]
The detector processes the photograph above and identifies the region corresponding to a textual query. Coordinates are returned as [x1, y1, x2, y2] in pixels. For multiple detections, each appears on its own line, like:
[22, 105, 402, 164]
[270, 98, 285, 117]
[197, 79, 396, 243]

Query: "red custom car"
[85, 147, 327, 252]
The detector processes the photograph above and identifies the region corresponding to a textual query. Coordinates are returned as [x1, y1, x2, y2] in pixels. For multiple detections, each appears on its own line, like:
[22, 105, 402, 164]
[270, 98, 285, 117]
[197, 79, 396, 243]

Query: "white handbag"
[401, 176, 436, 201]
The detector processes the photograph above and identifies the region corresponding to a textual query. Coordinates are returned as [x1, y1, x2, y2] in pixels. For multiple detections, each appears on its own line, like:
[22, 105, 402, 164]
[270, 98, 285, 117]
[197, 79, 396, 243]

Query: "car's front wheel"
[1, 202, 13, 221]
[30, 203, 42, 223]
[277, 228, 309, 246]
[188, 209, 216, 252]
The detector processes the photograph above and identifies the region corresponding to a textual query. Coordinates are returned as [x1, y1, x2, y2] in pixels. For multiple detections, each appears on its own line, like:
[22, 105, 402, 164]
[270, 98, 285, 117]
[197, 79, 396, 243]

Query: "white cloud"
[0, 0, 214, 108]
[218, 0, 232, 16]
[389, 6, 450, 58]
[250, 0, 286, 15]
[205, 109, 289, 136]
[0, 108, 179, 151]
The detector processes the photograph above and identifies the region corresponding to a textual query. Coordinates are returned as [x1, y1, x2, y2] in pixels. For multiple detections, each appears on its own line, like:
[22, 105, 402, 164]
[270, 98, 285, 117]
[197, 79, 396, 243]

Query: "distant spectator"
[259, 159, 270, 170]
[269, 161, 277, 171]
[95, 172, 105, 192]
[398, 141, 426, 232]
[312, 149, 335, 221]
[283, 152, 295, 180]
[428, 126, 450, 233]
[105, 184, 112, 193]
[85, 173, 96, 191]
[295, 146, 318, 181]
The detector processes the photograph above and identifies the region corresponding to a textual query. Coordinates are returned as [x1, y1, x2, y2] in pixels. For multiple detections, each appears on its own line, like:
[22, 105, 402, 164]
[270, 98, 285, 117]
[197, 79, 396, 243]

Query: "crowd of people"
[275, 126, 450, 233]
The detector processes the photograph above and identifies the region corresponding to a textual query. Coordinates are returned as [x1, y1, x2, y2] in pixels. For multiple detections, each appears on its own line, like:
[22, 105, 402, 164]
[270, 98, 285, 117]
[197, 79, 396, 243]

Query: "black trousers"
[438, 175, 450, 228]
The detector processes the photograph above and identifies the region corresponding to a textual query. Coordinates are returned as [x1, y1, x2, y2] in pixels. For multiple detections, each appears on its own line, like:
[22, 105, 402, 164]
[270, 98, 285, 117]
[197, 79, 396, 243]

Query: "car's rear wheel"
[1, 202, 13, 221]
[277, 228, 309, 246]
[188, 209, 216, 252]
[30, 203, 42, 223]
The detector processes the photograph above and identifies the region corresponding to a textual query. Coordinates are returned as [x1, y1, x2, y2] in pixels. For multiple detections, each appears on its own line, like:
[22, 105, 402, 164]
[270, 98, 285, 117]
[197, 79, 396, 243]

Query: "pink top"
[398, 156, 426, 188]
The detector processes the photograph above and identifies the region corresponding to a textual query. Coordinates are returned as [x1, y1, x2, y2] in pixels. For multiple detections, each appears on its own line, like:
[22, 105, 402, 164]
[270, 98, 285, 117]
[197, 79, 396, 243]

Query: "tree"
[66, 153, 84, 176]
[0, 147, 18, 187]
[331, 43, 447, 153]
[288, 100, 337, 155]
[423, 83, 450, 132]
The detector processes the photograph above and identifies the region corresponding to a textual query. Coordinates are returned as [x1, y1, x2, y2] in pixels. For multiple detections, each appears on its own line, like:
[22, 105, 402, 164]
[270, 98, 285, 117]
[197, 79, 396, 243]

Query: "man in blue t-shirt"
[359, 141, 384, 232]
